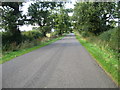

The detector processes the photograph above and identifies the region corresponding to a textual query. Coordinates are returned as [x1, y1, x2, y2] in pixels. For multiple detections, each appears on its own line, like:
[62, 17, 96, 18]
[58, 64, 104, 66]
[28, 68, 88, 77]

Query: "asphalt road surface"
[2, 33, 117, 88]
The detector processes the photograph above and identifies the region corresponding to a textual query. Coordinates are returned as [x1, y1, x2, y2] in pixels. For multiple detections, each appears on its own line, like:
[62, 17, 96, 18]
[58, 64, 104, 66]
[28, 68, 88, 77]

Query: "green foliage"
[2, 30, 43, 52]
[1, 2, 25, 43]
[1, 35, 65, 64]
[54, 7, 72, 36]
[73, 3, 119, 75]
[80, 31, 91, 38]
[22, 30, 43, 41]
[1, 2, 71, 48]
[75, 32, 119, 86]
[109, 28, 119, 50]
[2, 29, 62, 53]
[50, 31, 58, 38]
[28, 2, 63, 36]
[75, 26, 119, 86]
[99, 27, 119, 50]
[2, 2, 72, 55]
[73, 2, 117, 35]
[99, 30, 113, 41]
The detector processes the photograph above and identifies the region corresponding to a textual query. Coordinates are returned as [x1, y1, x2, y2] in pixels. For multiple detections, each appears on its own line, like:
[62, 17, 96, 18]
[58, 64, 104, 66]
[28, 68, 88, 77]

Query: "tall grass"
[2, 30, 58, 54]
[75, 27, 119, 86]
[1, 30, 65, 64]
[80, 27, 119, 57]
[1, 35, 64, 64]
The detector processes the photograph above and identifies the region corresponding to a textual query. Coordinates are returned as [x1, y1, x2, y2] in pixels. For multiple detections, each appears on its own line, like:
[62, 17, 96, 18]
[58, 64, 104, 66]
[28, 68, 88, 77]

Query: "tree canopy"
[1, 2, 24, 43]
[27, 2, 64, 36]
[73, 2, 117, 35]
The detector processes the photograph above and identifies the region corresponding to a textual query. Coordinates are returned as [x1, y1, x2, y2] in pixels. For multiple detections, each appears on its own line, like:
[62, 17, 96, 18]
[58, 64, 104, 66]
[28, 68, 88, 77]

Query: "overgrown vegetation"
[2, 30, 50, 52]
[1, 1, 119, 86]
[1, 34, 65, 64]
[1, 2, 72, 63]
[73, 2, 119, 86]
[75, 29, 119, 86]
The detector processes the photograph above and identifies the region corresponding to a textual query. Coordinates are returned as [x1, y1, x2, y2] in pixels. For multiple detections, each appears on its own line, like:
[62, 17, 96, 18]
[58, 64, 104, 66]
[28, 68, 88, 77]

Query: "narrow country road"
[2, 33, 117, 88]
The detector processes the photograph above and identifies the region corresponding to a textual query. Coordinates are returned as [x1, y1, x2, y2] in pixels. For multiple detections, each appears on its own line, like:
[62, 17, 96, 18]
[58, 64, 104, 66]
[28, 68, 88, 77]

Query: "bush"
[2, 32, 13, 45]
[80, 31, 95, 38]
[22, 30, 43, 41]
[2, 30, 43, 52]
[50, 31, 58, 38]
[2, 29, 58, 53]
[81, 31, 90, 38]
[79, 27, 119, 57]
[99, 27, 119, 50]
[109, 27, 119, 50]
[99, 28, 114, 42]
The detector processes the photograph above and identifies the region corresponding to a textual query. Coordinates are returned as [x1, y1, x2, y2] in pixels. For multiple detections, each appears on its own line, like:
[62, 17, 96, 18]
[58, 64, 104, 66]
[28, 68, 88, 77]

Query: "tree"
[1, 2, 24, 43]
[54, 7, 71, 36]
[28, 2, 63, 37]
[73, 2, 117, 35]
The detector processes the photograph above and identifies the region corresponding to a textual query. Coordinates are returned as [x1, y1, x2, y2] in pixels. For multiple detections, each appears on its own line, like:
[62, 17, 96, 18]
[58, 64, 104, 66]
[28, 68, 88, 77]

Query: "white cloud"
[19, 25, 33, 31]
[65, 2, 75, 9]
[20, 1, 33, 15]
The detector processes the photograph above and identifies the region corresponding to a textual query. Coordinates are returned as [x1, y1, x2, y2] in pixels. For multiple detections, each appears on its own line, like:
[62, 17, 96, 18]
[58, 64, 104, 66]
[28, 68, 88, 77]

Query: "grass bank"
[1, 35, 65, 64]
[75, 32, 119, 86]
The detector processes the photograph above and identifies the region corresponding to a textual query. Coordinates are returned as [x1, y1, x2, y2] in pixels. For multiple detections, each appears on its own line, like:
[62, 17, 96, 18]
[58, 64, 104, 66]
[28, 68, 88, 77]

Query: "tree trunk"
[58, 30, 62, 36]
[43, 31, 47, 37]
[11, 26, 22, 44]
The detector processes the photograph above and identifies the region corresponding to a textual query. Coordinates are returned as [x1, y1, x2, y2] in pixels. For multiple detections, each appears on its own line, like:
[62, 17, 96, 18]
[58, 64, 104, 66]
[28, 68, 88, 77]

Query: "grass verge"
[75, 32, 119, 87]
[1, 35, 65, 64]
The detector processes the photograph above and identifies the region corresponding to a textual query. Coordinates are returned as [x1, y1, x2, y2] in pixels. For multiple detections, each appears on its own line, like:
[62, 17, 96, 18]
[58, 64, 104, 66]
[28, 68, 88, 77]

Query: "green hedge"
[99, 27, 119, 50]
